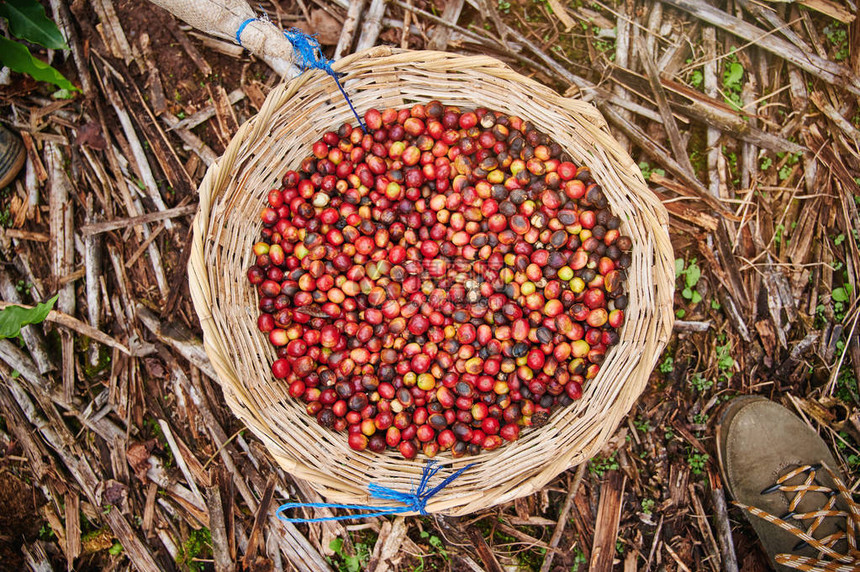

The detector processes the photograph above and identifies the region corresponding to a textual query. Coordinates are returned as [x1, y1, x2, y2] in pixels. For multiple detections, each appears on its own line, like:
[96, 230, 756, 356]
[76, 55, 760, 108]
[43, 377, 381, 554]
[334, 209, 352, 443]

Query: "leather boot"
[0, 124, 25, 189]
[716, 396, 860, 571]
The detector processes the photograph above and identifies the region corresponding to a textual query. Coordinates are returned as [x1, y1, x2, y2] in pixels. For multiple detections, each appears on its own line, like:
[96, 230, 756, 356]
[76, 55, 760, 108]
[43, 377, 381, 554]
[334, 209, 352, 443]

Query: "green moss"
[178, 528, 211, 571]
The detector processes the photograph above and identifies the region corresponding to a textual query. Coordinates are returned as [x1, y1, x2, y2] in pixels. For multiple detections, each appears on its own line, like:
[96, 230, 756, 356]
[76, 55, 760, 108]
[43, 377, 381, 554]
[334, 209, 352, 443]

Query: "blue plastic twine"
[276, 461, 475, 523]
[234, 21, 367, 133]
[235, 17, 256, 45]
[283, 28, 368, 133]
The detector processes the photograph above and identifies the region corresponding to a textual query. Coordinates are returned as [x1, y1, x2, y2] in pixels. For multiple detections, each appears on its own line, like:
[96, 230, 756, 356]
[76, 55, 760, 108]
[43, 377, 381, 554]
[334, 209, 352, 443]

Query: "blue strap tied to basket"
[234, 20, 367, 133]
[276, 461, 476, 523]
[235, 17, 256, 45]
[282, 28, 367, 133]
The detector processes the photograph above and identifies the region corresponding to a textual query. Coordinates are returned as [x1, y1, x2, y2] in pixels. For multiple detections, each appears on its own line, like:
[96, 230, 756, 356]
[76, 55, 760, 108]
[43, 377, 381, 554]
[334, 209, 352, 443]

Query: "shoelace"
[733, 464, 860, 572]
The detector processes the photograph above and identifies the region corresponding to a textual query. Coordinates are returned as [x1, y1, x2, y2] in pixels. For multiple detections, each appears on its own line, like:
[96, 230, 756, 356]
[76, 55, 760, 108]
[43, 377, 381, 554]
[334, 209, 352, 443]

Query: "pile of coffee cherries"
[247, 102, 631, 459]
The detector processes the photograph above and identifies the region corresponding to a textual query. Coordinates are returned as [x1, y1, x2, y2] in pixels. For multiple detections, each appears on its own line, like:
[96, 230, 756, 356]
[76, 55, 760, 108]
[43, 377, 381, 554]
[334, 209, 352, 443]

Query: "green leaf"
[0, 0, 68, 49]
[52, 87, 76, 100]
[689, 70, 703, 89]
[675, 309, 686, 318]
[685, 264, 701, 288]
[691, 290, 703, 304]
[832, 288, 849, 302]
[675, 258, 685, 277]
[0, 36, 76, 91]
[0, 294, 58, 339]
[682, 287, 693, 299]
[108, 542, 123, 556]
[724, 62, 744, 89]
[328, 538, 344, 555]
[345, 555, 361, 572]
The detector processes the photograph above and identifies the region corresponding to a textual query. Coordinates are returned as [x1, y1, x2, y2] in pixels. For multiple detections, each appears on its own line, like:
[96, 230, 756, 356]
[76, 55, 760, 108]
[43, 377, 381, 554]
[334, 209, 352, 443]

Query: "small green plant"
[0, 294, 57, 339]
[777, 151, 801, 181]
[831, 285, 852, 322]
[38, 523, 56, 541]
[824, 23, 849, 61]
[692, 412, 709, 425]
[177, 528, 211, 572]
[773, 223, 785, 247]
[109, 542, 124, 556]
[689, 372, 713, 393]
[833, 285, 852, 303]
[593, 38, 615, 57]
[689, 69, 703, 90]
[659, 354, 674, 374]
[639, 161, 665, 180]
[589, 453, 619, 477]
[641, 498, 655, 514]
[687, 451, 709, 475]
[497, 0, 511, 13]
[571, 545, 587, 571]
[675, 258, 703, 304]
[329, 538, 371, 572]
[715, 336, 734, 377]
[419, 529, 448, 561]
[760, 156, 773, 171]
[834, 363, 859, 405]
[0, 0, 77, 91]
[722, 53, 744, 111]
[718, 145, 740, 186]
[817, 270, 852, 323]
[0, 204, 11, 227]
[634, 417, 651, 433]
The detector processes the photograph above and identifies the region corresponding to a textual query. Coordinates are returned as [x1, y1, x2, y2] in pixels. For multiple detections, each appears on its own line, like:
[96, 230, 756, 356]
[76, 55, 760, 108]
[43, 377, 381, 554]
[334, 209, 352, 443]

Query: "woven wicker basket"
[189, 46, 674, 516]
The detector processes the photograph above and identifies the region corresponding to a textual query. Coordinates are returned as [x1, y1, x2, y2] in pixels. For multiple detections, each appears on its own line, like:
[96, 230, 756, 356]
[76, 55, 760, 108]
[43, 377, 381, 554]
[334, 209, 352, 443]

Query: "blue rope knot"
[283, 28, 335, 74]
[277, 461, 475, 523]
[282, 28, 368, 133]
[234, 23, 366, 132]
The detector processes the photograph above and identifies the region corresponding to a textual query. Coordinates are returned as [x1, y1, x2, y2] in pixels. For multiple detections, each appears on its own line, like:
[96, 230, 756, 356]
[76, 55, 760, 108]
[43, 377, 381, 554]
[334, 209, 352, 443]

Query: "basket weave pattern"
[189, 46, 674, 515]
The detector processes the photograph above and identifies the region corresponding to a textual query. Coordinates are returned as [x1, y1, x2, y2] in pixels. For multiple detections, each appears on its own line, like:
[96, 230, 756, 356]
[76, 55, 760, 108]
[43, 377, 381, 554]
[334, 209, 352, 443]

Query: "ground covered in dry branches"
[1, 0, 859, 570]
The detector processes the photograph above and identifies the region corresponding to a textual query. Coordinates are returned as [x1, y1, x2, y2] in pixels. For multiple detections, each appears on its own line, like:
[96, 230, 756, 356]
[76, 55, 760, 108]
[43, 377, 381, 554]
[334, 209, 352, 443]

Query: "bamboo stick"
[354, 0, 387, 52]
[46, 143, 75, 402]
[334, 0, 366, 59]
